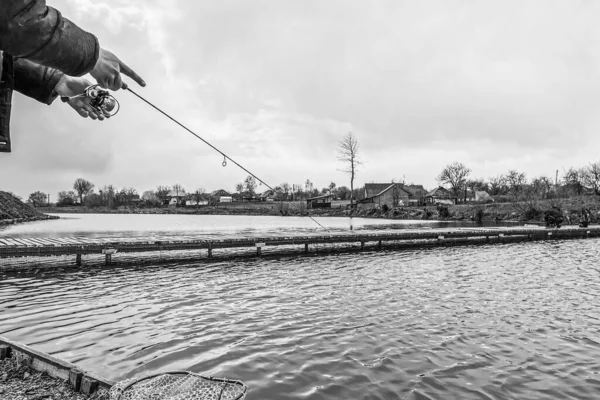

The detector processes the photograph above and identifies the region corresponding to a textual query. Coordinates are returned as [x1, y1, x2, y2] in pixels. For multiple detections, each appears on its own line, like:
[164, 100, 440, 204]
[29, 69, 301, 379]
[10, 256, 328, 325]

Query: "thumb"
[120, 61, 146, 87]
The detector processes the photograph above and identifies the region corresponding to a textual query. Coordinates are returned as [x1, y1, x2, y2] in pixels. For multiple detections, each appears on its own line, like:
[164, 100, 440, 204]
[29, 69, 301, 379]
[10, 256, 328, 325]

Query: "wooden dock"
[0, 225, 599, 270]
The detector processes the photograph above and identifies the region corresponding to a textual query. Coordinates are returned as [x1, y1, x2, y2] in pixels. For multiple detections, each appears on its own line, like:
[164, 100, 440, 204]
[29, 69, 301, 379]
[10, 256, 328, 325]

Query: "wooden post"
[76, 253, 82, 266]
[378, 240, 382, 249]
[0, 345, 9, 360]
[105, 254, 111, 266]
[304, 243, 309, 253]
[69, 369, 83, 392]
[256, 243, 265, 257]
[208, 243, 213, 258]
[360, 240, 365, 251]
[81, 375, 98, 395]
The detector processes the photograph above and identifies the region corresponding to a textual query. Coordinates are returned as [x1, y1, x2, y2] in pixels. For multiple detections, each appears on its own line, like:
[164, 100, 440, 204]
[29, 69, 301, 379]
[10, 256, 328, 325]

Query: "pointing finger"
[120, 61, 146, 87]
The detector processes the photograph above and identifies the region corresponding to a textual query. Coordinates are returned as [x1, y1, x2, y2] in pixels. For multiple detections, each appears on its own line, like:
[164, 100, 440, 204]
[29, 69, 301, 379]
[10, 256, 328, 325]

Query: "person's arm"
[0, 0, 99, 77]
[13, 57, 63, 105]
[14, 58, 108, 120]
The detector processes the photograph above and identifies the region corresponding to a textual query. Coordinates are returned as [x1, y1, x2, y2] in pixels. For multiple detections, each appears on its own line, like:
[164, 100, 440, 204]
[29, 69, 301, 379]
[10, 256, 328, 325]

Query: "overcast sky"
[3, 0, 600, 199]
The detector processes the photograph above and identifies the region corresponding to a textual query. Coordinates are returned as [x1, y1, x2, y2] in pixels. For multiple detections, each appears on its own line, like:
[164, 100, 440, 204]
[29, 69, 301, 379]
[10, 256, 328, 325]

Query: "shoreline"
[0, 336, 111, 400]
[35, 197, 600, 225]
[0, 215, 60, 227]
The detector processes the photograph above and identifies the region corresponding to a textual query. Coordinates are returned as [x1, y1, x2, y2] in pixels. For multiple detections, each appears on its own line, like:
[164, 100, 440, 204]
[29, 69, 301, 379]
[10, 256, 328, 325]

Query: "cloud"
[3, 0, 600, 198]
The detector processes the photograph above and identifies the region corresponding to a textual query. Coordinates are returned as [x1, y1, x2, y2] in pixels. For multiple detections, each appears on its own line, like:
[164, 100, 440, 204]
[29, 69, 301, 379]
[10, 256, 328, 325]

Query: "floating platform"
[0, 225, 598, 271]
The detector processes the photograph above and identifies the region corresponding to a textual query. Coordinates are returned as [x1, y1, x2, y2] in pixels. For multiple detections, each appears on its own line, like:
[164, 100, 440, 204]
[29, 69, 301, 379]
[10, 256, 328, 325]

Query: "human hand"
[90, 48, 146, 91]
[54, 75, 108, 120]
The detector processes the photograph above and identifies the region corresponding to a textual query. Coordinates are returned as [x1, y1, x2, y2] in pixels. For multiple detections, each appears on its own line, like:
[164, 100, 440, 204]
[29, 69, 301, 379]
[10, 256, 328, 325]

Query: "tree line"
[22, 131, 600, 209]
[25, 177, 363, 209]
[437, 161, 600, 202]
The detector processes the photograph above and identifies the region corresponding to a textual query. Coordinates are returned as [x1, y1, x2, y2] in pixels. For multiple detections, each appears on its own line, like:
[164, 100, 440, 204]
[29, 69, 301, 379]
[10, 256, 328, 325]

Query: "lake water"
[0, 213, 520, 240]
[1, 215, 598, 399]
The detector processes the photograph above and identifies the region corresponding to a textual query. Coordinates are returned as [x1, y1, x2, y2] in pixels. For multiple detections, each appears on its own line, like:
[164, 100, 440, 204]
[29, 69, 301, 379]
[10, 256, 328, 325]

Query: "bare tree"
[192, 188, 206, 209]
[244, 176, 257, 196]
[437, 162, 471, 201]
[531, 176, 553, 199]
[235, 183, 244, 195]
[155, 186, 171, 205]
[172, 183, 185, 198]
[121, 187, 138, 207]
[99, 185, 117, 208]
[73, 178, 94, 204]
[328, 181, 337, 196]
[563, 167, 588, 196]
[280, 182, 291, 199]
[58, 191, 77, 203]
[488, 175, 507, 196]
[337, 132, 362, 209]
[585, 161, 600, 195]
[304, 179, 314, 197]
[505, 170, 527, 199]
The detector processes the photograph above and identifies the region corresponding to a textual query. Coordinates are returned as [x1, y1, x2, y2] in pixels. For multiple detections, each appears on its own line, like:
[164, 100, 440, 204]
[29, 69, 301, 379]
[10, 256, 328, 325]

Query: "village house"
[211, 189, 232, 203]
[424, 187, 455, 205]
[307, 194, 332, 209]
[465, 190, 494, 203]
[405, 184, 428, 205]
[358, 183, 414, 210]
[259, 190, 276, 202]
[166, 190, 187, 206]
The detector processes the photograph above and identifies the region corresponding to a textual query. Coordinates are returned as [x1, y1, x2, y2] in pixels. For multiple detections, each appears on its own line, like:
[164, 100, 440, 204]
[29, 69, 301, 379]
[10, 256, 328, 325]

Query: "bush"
[57, 197, 76, 207]
[84, 194, 103, 208]
[523, 207, 539, 220]
[381, 204, 389, 213]
[437, 204, 450, 218]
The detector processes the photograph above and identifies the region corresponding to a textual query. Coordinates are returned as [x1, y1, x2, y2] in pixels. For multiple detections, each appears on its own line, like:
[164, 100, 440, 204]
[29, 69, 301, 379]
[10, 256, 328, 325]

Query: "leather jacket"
[1, 0, 100, 152]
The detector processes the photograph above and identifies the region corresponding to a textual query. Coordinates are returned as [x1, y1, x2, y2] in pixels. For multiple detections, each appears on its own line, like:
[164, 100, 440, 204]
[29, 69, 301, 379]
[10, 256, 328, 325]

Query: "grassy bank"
[0, 191, 59, 226]
[38, 196, 600, 224]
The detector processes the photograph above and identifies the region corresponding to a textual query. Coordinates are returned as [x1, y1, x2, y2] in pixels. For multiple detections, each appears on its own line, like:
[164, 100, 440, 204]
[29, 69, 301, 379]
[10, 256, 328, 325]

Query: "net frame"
[109, 370, 248, 400]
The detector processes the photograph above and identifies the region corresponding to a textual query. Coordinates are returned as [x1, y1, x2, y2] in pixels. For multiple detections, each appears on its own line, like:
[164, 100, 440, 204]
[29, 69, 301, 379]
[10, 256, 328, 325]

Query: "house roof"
[259, 189, 275, 198]
[364, 183, 413, 200]
[167, 190, 186, 197]
[426, 187, 451, 197]
[405, 184, 428, 197]
[365, 183, 394, 198]
[211, 189, 231, 197]
[308, 194, 332, 201]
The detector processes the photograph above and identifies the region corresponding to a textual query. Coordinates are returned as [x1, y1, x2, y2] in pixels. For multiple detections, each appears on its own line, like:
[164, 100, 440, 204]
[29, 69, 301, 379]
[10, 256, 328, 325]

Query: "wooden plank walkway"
[0, 225, 598, 267]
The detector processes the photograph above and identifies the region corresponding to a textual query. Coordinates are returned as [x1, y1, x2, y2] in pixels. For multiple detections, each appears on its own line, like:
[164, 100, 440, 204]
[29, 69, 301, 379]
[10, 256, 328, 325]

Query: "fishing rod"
[61, 83, 329, 232]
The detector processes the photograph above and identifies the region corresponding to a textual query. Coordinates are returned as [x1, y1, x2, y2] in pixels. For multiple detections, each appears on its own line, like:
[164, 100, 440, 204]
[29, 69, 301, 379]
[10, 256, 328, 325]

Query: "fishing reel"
[61, 84, 120, 117]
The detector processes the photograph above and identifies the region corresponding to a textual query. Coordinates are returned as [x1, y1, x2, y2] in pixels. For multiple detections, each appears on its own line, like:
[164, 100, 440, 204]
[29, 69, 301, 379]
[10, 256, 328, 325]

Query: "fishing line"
[122, 84, 329, 232]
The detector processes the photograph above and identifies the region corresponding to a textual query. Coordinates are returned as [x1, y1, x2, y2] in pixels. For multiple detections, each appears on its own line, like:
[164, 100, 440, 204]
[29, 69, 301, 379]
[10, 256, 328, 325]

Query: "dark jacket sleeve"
[0, 0, 99, 77]
[13, 57, 62, 105]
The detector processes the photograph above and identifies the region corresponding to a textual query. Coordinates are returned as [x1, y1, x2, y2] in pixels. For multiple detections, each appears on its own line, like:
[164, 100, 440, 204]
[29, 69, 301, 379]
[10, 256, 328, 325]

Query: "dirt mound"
[0, 191, 57, 223]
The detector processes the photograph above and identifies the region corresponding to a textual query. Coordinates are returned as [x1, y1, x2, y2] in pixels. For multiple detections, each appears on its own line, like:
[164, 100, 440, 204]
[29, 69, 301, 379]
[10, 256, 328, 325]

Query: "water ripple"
[1, 239, 600, 399]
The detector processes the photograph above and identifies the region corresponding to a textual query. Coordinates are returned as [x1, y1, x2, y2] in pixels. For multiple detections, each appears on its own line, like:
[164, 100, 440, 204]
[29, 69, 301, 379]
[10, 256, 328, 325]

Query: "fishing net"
[108, 371, 248, 400]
